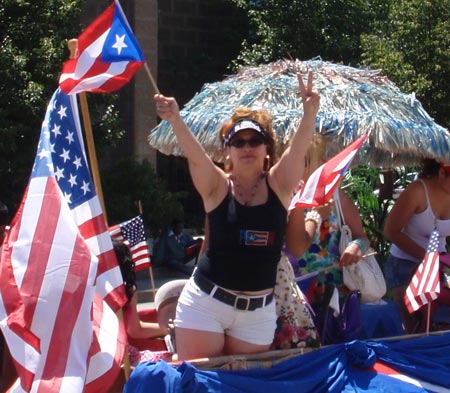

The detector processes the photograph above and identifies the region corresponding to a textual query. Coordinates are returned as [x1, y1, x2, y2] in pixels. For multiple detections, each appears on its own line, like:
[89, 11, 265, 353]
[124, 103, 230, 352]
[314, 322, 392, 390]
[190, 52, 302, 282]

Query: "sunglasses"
[229, 137, 265, 148]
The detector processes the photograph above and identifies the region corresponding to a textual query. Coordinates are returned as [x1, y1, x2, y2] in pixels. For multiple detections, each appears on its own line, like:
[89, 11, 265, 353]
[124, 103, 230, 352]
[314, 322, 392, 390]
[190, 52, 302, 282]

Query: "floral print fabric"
[271, 256, 320, 350]
[291, 206, 347, 306]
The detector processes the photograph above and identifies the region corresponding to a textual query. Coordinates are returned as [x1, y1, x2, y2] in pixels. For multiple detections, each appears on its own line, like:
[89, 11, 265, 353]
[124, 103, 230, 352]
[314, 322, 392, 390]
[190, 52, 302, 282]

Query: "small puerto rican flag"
[240, 229, 274, 246]
[289, 133, 367, 209]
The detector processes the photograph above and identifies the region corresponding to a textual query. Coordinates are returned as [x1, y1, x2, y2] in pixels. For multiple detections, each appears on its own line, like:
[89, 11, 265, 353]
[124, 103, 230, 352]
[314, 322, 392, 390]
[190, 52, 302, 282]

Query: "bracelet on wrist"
[349, 238, 369, 254]
[305, 210, 322, 233]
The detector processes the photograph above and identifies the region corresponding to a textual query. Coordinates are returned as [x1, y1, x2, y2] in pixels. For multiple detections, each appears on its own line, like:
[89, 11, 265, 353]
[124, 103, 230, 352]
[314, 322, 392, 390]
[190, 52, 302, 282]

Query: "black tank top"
[196, 178, 287, 291]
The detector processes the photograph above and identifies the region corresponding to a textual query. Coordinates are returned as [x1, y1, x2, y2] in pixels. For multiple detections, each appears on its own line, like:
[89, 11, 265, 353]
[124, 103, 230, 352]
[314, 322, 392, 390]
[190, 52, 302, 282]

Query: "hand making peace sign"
[297, 70, 320, 118]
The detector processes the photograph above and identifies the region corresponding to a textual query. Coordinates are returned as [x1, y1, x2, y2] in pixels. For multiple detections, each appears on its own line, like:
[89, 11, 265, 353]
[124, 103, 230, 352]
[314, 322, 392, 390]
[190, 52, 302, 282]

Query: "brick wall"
[82, 0, 247, 228]
[157, 0, 247, 104]
[134, 0, 158, 165]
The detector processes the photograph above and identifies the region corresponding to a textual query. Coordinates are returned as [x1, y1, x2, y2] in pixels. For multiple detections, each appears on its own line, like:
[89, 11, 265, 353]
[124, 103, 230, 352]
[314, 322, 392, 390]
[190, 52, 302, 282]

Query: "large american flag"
[404, 229, 441, 313]
[0, 88, 127, 392]
[110, 215, 151, 271]
[289, 133, 367, 209]
[59, 0, 144, 94]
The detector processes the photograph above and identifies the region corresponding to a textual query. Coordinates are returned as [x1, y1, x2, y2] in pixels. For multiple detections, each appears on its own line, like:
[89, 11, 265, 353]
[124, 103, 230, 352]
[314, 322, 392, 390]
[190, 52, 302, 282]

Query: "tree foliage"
[0, 1, 81, 207]
[361, 0, 450, 129]
[229, 0, 391, 68]
[102, 158, 186, 237]
[0, 0, 122, 213]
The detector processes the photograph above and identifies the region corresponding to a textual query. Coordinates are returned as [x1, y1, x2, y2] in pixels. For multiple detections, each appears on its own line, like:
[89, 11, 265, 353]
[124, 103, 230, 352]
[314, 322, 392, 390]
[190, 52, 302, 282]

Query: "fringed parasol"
[148, 58, 450, 167]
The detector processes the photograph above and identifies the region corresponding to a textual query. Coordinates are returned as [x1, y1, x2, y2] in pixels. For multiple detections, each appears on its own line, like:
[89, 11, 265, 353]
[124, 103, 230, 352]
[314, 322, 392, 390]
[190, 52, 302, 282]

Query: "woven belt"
[193, 272, 273, 311]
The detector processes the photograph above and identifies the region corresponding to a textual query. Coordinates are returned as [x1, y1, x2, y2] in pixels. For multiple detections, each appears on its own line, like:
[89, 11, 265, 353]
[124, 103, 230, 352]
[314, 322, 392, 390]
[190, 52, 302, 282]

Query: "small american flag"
[404, 229, 441, 313]
[110, 215, 151, 271]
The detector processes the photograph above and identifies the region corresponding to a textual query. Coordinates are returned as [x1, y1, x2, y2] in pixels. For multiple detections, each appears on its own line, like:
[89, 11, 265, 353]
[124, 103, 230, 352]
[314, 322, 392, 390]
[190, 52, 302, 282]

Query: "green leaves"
[0, 0, 123, 211]
[102, 159, 186, 236]
[229, 0, 391, 69]
[361, 0, 450, 129]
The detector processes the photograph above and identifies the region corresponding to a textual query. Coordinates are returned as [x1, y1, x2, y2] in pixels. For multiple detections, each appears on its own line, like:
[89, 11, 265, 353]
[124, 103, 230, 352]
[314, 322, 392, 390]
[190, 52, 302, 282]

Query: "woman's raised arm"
[154, 94, 226, 206]
[269, 71, 320, 205]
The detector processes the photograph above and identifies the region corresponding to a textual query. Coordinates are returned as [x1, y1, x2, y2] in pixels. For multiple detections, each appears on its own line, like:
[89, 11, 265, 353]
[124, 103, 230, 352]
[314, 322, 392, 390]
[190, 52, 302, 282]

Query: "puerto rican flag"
[59, 0, 144, 94]
[0, 89, 127, 392]
[240, 229, 274, 246]
[289, 134, 367, 209]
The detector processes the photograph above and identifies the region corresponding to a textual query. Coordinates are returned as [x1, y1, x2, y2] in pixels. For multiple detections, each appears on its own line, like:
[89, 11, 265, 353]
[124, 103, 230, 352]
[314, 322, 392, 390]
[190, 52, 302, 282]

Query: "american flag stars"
[110, 214, 152, 271]
[35, 89, 94, 207]
[405, 228, 441, 313]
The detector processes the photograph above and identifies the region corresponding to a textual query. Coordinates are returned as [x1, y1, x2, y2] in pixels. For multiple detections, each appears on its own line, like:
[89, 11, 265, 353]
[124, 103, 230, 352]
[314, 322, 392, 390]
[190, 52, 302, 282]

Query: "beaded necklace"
[229, 172, 266, 206]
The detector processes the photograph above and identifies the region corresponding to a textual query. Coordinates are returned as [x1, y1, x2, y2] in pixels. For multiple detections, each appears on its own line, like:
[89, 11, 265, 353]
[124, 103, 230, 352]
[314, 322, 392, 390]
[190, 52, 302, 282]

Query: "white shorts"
[174, 277, 276, 345]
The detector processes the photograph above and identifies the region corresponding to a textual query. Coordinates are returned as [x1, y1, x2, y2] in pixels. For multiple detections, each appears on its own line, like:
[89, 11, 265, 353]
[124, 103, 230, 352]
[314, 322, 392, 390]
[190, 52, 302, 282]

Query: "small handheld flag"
[110, 215, 152, 271]
[289, 133, 367, 209]
[59, 0, 144, 94]
[404, 229, 441, 313]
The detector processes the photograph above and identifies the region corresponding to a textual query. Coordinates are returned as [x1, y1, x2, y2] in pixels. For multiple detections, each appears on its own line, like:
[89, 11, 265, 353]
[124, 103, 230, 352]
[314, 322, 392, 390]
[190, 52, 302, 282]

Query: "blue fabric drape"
[124, 332, 450, 393]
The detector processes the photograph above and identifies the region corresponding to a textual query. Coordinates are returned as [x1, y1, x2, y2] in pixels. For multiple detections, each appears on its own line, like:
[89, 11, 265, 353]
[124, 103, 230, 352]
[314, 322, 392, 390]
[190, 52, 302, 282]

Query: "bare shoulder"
[394, 179, 427, 213]
[398, 179, 425, 200]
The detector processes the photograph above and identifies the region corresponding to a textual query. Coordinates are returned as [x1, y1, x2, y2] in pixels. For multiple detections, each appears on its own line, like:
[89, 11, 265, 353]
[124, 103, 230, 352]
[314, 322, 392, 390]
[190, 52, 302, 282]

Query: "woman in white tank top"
[384, 159, 450, 333]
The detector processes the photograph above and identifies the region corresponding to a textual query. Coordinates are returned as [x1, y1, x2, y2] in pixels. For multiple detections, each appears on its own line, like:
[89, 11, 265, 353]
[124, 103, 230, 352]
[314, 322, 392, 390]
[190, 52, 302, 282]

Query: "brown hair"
[219, 107, 278, 170]
[419, 158, 441, 179]
[305, 133, 326, 173]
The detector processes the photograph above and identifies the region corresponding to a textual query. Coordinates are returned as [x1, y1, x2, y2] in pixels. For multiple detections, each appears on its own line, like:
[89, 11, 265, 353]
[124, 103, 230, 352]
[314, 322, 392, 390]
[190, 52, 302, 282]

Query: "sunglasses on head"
[229, 137, 265, 148]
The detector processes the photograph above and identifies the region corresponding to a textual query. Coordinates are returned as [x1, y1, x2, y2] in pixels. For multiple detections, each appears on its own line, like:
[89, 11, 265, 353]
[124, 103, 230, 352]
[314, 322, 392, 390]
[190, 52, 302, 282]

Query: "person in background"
[154, 71, 319, 360]
[285, 134, 370, 307]
[384, 159, 450, 334]
[165, 219, 202, 275]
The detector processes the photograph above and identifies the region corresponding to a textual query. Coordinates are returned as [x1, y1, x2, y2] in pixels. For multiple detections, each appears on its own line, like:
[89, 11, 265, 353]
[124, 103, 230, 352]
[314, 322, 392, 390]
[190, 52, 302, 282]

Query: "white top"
[390, 179, 450, 262]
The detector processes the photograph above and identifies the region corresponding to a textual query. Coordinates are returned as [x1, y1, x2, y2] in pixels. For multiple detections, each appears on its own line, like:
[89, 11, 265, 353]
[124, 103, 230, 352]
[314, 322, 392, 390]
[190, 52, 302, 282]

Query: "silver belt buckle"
[234, 296, 250, 311]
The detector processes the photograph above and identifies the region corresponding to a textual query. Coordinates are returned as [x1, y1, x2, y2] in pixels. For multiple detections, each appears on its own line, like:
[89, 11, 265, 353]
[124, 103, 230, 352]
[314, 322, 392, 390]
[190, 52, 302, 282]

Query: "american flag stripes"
[0, 88, 127, 392]
[59, 0, 144, 94]
[289, 134, 367, 209]
[404, 229, 441, 313]
[109, 215, 151, 271]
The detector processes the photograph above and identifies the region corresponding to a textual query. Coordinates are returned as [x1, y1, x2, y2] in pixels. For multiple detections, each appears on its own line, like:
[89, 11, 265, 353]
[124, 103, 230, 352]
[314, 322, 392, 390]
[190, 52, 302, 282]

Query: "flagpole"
[138, 200, 157, 301]
[426, 303, 431, 335]
[67, 38, 132, 382]
[144, 62, 160, 95]
[67, 39, 108, 223]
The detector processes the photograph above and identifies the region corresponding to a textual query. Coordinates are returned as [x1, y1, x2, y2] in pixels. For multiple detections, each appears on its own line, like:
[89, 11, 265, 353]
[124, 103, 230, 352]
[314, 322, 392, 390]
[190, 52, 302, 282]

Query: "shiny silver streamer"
[148, 58, 450, 167]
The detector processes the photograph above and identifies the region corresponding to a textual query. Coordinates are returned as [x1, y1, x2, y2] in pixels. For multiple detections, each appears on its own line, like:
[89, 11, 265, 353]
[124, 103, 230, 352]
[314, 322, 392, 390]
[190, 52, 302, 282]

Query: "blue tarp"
[124, 332, 450, 393]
